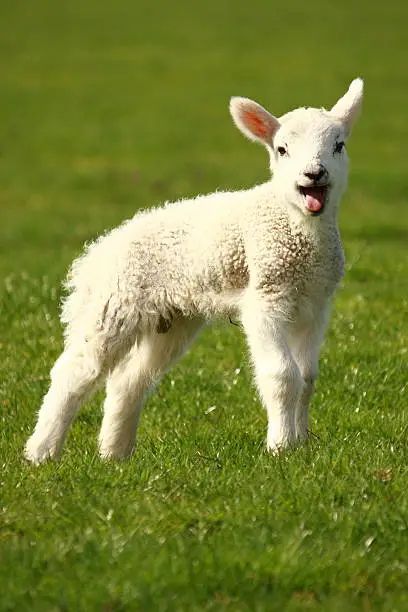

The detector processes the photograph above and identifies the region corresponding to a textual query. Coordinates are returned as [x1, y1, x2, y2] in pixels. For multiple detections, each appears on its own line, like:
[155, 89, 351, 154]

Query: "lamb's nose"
[304, 165, 327, 183]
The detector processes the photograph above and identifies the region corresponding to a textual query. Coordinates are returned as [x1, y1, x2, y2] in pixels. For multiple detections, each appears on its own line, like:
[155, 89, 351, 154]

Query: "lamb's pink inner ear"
[243, 110, 269, 138]
[230, 97, 280, 144]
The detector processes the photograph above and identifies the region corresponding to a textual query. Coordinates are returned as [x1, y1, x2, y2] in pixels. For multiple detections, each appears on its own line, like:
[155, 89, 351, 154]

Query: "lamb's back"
[62, 188, 249, 334]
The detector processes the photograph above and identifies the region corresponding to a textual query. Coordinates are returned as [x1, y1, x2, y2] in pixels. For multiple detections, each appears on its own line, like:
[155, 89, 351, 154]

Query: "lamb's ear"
[330, 78, 364, 136]
[229, 97, 280, 145]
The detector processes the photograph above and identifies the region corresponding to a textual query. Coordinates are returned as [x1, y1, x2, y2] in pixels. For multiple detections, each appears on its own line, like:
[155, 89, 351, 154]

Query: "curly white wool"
[25, 79, 363, 463]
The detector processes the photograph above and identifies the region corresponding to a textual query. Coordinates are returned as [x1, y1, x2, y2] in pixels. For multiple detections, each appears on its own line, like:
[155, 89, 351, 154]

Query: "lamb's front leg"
[241, 299, 303, 453]
[289, 311, 328, 442]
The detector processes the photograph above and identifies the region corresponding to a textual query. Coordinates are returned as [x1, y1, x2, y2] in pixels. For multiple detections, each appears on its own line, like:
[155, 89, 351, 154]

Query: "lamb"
[25, 78, 364, 464]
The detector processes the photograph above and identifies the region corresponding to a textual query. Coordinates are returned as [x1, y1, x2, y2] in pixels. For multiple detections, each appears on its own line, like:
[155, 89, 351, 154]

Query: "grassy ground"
[1, 0, 407, 610]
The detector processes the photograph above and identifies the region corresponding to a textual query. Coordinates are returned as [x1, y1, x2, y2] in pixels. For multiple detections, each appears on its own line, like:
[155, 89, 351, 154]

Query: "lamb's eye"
[334, 140, 345, 154]
[277, 146, 287, 157]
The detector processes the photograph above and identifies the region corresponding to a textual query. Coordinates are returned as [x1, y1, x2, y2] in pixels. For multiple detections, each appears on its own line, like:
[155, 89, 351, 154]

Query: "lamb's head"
[230, 79, 363, 218]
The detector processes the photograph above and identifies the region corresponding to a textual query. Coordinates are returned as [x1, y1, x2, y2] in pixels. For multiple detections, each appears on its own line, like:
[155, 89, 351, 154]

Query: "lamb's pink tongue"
[305, 188, 325, 212]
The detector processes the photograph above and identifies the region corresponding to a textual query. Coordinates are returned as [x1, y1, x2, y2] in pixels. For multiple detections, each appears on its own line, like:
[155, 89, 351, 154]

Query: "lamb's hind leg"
[25, 341, 107, 464]
[98, 342, 148, 460]
[99, 317, 203, 460]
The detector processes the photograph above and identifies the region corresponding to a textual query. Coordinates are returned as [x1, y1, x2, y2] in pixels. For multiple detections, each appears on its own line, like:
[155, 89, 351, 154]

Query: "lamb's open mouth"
[298, 185, 329, 216]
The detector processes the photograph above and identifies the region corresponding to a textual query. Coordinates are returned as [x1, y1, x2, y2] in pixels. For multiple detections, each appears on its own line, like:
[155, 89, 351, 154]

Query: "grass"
[0, 0, 407, 609]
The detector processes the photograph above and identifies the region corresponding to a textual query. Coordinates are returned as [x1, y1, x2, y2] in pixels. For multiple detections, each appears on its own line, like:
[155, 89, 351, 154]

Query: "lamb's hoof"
[98, 443, 134, 461]
[267, 441, 287, 456]
[24, 436, 59, 465]
[266, 434, 297, 455]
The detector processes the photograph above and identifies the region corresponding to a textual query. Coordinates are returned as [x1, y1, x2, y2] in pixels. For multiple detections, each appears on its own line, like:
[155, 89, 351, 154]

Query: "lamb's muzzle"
[303, 165, 328, 183]
[297, 163, 330, 215]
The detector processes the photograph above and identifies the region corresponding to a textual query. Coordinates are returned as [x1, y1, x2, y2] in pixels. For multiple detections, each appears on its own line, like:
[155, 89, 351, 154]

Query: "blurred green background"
[1, 0, 407, 280]
[1, 1, 407, 610]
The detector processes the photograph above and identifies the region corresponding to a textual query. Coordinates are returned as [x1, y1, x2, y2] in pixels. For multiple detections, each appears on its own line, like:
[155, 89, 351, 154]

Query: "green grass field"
[1, 0, 407, 610]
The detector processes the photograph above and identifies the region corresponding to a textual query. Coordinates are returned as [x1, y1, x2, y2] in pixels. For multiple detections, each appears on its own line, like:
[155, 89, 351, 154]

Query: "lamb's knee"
[301, 364, 319, 398]
[257, 359, 303, 405]
[303, 373, 316, 390]
[53, 336, 110, 382]
[280, 364, 303, 405]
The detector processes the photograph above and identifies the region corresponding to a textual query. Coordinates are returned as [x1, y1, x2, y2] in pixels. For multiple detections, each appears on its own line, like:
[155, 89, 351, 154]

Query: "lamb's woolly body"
[64, 182, 343, 343]
[25, 79, 363, 464]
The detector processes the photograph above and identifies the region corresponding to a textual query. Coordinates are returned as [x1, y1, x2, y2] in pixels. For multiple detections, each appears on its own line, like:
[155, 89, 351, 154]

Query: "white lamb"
[25, 79, 364, 464]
